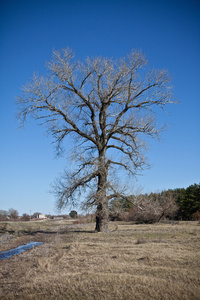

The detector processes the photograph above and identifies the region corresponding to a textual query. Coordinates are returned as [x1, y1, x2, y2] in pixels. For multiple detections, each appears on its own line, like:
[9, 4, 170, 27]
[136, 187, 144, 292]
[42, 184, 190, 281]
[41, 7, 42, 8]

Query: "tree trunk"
[95, 153, 109, 232]
[95, 201, 109, 232]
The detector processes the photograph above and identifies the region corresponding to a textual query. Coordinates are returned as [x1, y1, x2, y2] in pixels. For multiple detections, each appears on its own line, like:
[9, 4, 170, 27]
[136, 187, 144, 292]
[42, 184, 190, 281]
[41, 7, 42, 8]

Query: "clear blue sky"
[0, 0, 199, 216]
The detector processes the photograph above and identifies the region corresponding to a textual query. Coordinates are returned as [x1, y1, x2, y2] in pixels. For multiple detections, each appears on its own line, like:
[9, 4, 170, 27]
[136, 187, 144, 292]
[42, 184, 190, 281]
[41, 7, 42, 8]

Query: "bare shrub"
[73, 220, 80, 225]
[126, 192, 179, 224]
[192, 211, 200, 221]
[135, 238, 146, 244]
[21, 213, 30, 221]
[72, 214, 95, 225]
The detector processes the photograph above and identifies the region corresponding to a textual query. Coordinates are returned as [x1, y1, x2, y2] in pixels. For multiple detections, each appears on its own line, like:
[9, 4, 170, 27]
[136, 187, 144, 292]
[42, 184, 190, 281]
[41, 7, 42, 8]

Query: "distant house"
[32, 212, 47, 220]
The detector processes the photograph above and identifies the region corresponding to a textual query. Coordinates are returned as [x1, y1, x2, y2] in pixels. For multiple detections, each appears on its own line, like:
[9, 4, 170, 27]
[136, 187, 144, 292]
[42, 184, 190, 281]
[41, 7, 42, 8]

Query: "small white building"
[33, 213, 47, 219]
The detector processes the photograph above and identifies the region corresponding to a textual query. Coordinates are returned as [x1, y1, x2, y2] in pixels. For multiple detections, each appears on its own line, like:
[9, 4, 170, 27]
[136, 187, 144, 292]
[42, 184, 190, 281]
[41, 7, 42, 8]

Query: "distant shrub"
[192, 211, 200, 221]
[21, 213, 30, 221]
[127, 206, 159, 224]
[73, 220, 80, 225]
[72, 214, 95, 224]
[69, 210, 78, 218]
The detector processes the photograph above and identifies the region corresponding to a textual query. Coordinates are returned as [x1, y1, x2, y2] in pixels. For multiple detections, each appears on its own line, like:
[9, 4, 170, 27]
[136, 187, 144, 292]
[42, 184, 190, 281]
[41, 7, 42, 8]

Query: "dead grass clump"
[135, 238, 146, 244]
[37, 257, 52, 271]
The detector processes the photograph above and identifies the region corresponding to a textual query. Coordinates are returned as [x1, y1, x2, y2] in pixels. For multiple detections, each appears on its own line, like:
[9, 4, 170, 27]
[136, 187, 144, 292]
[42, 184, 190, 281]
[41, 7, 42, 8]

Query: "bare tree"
[8, 208, 19, 221]
[0, 210, 8, 221]
[17, 48, 174, 232]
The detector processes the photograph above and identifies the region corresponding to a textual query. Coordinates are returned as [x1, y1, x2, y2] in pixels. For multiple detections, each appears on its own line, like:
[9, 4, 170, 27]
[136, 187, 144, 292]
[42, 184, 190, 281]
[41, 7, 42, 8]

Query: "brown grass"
[0, 220, 200, 299]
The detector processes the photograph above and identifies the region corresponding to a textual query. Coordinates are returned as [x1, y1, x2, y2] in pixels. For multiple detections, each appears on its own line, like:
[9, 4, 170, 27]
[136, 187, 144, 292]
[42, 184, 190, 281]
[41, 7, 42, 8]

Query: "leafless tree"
[17, 48, 174, 232]
[8, 208, 19, 221]
[0, 210, 8, 221]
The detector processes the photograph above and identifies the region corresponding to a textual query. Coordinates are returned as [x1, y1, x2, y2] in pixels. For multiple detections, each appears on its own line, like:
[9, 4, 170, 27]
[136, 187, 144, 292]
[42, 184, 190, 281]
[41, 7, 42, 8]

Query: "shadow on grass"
[0, 224, 96, 236]
[70, 230, 95, 233]
[21, 230, 70, 235]
[1, 229, 69, 236]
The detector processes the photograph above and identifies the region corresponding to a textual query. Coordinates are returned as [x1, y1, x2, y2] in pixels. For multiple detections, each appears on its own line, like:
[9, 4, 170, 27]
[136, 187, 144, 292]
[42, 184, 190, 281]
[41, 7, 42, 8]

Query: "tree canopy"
[17, 48, 174, 231]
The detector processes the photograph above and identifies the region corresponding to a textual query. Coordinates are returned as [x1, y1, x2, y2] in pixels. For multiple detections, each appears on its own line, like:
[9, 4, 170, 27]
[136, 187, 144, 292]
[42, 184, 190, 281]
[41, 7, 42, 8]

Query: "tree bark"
[95, 200, 109, 232]
[95, 151, 109, 232]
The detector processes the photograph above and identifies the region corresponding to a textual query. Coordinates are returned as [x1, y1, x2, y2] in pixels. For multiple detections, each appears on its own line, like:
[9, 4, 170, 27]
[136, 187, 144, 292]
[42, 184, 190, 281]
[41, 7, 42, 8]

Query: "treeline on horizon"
[0, 210, 70, 222]
[109, 183, 200, 223]
[0, 183, 200, 223]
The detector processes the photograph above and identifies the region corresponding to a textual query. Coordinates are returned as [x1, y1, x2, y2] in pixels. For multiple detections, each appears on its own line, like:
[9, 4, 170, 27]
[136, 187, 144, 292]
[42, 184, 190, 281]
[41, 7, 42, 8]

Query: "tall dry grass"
[0, 221, 200, 299]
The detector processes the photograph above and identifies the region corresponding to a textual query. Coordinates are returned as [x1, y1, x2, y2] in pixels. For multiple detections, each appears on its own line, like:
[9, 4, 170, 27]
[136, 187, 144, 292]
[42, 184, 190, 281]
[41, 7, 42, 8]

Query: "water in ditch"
[0, 241, 43, 260]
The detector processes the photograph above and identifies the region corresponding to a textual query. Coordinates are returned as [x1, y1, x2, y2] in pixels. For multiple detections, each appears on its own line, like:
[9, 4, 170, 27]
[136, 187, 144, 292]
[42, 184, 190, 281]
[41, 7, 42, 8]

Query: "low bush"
[192, 211, 200, 221]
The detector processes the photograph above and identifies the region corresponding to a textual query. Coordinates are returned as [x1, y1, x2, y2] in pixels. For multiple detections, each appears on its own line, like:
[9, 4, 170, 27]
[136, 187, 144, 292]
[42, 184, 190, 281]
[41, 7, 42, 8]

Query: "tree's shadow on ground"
[69, 230, 95, 234]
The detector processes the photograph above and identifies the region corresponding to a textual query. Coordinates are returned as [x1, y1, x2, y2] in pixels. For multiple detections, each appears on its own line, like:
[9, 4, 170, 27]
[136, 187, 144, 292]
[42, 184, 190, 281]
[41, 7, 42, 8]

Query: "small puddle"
[0, 241, 43, 260]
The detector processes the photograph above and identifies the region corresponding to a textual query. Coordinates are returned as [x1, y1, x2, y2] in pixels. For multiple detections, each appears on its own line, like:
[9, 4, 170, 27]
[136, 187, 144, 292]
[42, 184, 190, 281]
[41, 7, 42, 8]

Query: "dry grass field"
[0, 220, 200, 299]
